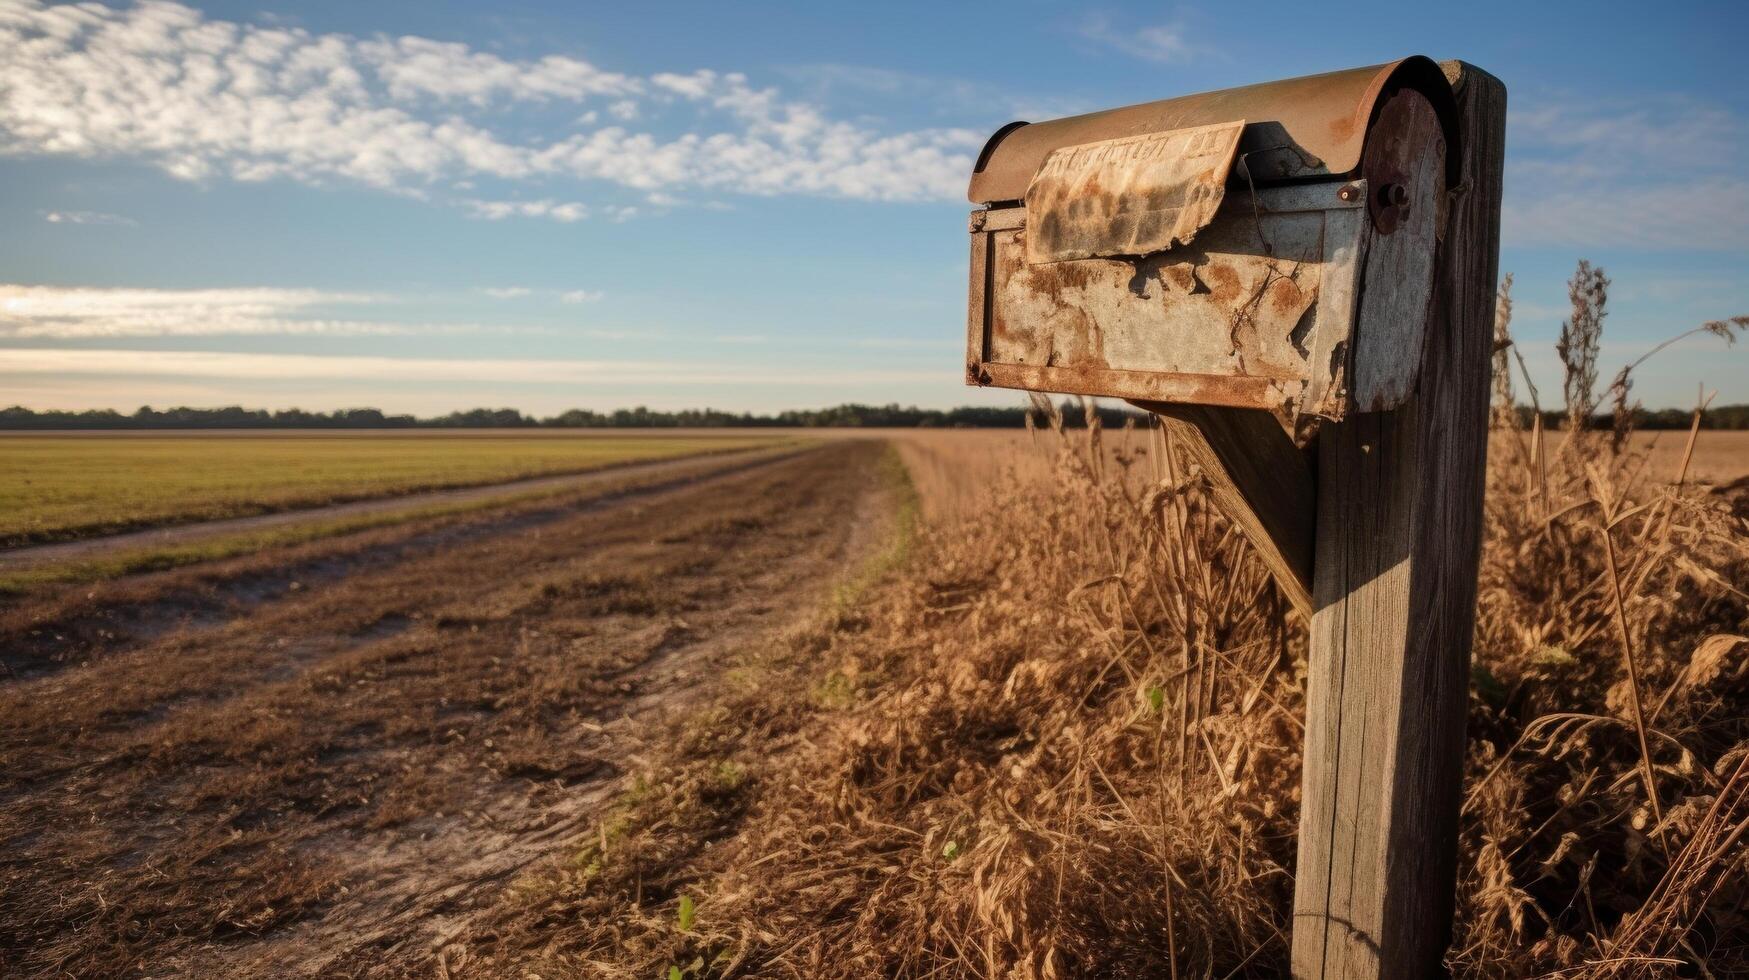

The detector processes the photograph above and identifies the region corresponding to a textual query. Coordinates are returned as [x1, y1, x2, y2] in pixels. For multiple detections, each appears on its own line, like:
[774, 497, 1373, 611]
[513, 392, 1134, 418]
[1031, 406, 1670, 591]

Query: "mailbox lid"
[968, 56, 1456, 204]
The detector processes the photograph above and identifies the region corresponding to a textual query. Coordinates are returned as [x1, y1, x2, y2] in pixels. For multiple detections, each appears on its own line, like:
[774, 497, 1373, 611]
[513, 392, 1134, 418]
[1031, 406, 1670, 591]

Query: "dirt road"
[0, 441, 895, 977]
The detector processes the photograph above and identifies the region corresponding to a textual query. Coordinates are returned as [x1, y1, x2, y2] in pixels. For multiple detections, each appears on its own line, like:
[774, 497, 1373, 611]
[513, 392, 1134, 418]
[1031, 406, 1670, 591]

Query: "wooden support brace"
[1136, 401, 1316, 619]
[1289, 61, 1505, 978]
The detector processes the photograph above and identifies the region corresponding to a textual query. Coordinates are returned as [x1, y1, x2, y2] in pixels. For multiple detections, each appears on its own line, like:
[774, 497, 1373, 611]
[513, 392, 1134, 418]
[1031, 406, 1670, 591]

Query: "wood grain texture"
[1138, 402, 1316, 619]
[1290, 62, 1504, 979]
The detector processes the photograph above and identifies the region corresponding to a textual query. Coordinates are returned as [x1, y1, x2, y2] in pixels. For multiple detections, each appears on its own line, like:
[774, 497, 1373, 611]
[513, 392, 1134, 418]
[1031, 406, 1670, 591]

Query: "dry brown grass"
[3, 414, 1742, 975]
[1540, 430, 1749, 489]
[6, 296, 1746, 973]
[454, 392, 1747, 977]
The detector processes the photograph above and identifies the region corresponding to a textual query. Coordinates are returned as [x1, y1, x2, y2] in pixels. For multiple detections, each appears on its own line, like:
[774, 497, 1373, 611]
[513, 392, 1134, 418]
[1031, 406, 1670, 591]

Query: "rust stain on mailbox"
[981, 183, 1358, 422]
[964, 57, 1457, 429]
[1024, 121, 1243, 265]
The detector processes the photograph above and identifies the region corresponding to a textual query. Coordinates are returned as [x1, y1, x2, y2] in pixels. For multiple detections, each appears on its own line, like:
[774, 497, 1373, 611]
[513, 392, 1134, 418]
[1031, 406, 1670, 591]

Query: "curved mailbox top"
[967, 56, 1458, 205]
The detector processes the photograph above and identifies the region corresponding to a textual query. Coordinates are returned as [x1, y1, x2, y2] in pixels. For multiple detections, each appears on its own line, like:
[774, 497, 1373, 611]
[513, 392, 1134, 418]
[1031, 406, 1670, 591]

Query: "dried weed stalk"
[1558, 260, 1609, 440]
[475, 289, 1747, 979]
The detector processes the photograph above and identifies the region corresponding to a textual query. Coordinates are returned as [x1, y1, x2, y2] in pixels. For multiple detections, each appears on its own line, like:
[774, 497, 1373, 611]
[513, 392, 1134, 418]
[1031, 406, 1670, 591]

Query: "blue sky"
[2, 0, 1745, 415]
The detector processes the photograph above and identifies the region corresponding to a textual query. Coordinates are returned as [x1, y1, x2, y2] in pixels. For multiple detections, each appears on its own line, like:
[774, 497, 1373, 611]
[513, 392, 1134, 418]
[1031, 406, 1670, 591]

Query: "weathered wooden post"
[963, 58, 1505, 977]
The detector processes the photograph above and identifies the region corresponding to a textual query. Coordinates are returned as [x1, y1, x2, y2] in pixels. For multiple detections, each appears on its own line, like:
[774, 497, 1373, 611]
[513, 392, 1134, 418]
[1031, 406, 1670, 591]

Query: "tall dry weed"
[1493, 273, 1518, 433]
[479, 286, 1747, 978]
[1558, 260, 1609, 440]
[1454, 293, 1747, 977]
[689, 410, 1305, 977]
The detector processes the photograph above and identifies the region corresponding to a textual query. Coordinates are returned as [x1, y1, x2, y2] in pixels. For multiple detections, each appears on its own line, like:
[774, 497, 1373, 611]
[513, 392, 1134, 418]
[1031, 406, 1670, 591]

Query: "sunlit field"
[0, 431, 781, 547]
[1, 423, 1745, 976]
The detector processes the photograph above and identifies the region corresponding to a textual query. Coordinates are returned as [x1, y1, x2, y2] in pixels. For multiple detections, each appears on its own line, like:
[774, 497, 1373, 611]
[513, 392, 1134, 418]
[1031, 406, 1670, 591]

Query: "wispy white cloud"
[0, 283, 510, 338]
[1077, 13, 1203, 64]
[460, 198, 591, 222]
[1504, 96, 1749, 250]
[1506, 178, 1749, 252]
[1510, 98, 1742, 171]
[356, 35, 637, 104]
[41, 209, 134, 225]
[481, 286, 603, 304]
[0, 347, 942, 387]
[0, 1, 980, 205]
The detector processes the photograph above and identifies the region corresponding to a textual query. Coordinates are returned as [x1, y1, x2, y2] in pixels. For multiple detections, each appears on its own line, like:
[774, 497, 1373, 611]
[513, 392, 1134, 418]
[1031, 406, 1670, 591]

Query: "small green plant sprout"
[712, 761, 745, 792]
[1531, 645, 1577, 671]
[941, 839, 962, 861]
[677, 894, 696, 933]
[1146, 685, 1166, 713]
[664, 955, 706, 979]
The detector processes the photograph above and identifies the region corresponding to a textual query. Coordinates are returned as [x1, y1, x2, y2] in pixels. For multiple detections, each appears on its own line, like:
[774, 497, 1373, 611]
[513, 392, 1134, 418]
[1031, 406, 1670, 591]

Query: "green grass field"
[0, 432, 778, 547]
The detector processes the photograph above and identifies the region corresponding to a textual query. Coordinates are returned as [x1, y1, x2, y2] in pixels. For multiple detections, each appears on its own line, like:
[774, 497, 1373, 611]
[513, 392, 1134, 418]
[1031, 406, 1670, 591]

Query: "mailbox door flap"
[1023, 121, 1243, 265]
[967, 182, 1369, 424]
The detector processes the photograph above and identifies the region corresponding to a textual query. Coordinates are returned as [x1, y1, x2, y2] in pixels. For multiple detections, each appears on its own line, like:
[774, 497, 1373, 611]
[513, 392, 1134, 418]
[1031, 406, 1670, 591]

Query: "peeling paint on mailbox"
[978, 182, 1367, 423]
[964, 58, 1456, 431]
[1024, 121, 1243, 265]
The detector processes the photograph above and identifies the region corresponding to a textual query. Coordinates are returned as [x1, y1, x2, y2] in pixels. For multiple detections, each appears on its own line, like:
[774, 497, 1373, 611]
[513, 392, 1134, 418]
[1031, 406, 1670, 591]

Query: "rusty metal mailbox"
[965, 56, 1460, 430]
[962, 56, 1511, 979]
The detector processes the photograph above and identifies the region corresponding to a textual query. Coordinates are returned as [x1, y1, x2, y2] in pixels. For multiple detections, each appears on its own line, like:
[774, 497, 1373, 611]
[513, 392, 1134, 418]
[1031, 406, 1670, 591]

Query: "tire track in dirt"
[0, 442, 792, 572]
[0, 441, 896, 978]
[0, 444, 810, 681]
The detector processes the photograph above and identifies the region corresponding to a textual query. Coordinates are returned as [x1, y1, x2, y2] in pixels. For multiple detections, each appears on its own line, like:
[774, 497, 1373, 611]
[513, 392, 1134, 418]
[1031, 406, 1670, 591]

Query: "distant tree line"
[1516, 405, 1749, 431]
[0, 401, 1139, 430]
[1, 402, 1744, 430]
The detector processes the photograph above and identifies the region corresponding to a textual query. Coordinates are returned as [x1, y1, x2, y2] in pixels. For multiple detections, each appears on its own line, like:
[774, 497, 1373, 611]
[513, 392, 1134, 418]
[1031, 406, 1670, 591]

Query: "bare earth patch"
[0, 441, 895, 977]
